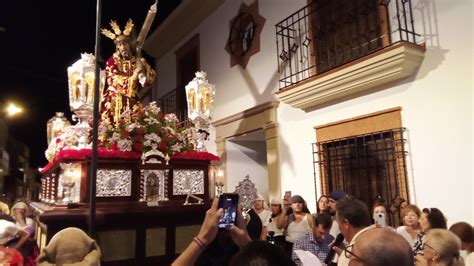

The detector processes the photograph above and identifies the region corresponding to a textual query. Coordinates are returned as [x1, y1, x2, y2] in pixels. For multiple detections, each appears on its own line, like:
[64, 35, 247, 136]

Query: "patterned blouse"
[413, 231, 425, 255]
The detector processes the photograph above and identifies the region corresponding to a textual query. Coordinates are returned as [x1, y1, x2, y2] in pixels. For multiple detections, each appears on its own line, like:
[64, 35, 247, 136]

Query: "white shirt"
[396, 225, 416, 247]
[266, 216, 285, 237]
[0, 220, 19, 245]
[330, 218, 340, 238]
[286, 214, 311, 243]
[256, 209, 272, 227]
[466, 252, 474, 266]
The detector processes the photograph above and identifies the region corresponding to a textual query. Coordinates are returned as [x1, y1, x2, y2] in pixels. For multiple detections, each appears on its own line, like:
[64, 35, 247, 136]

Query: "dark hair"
[314, 212, 332, 230]
[422, 208, 447, 229]
[246, 209, 263, 240]
[0, 213, 14, 222]
[229, 240, 296, 266]
[270, 204, 283, 219]
[336, 198, 372, 228]
[114, 35, 135, 53]
[290, 195, 310, 214]
[195, 230, 239, 266]
[291, 195, 304, 204]
[372, 198, 387, 213]
[316, 195, 329, 213]
[449, 222, 473, 244]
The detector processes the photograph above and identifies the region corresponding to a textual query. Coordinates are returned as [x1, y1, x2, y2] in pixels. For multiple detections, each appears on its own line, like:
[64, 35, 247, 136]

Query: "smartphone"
[283, 191, 292, 207]
[375, 213, 386, 227]
[218, 193, 239, 229]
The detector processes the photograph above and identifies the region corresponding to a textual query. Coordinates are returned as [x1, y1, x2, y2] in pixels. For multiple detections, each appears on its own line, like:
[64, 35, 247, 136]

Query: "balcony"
[274, 0, 425, 112]
[156, 88, 193, 127]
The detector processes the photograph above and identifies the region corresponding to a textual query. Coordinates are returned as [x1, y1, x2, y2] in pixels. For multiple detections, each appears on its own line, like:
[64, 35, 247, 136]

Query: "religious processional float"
[39, 53, 220, 207]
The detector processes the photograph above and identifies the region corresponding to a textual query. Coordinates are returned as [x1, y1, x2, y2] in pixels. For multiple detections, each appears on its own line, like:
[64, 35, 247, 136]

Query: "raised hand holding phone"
[375, 213, 386, 228]
[283, 191, 292, 208]
[217, 193, 239, 229]
[196, 197, 224, 245]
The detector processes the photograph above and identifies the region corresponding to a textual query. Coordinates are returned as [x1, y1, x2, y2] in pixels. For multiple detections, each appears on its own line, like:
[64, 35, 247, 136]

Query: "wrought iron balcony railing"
[156, 88, 192, 127]
[275, 0, 420, 89]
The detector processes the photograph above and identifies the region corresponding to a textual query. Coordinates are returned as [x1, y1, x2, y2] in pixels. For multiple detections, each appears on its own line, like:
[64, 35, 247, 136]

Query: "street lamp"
[3, 102, 23, 118]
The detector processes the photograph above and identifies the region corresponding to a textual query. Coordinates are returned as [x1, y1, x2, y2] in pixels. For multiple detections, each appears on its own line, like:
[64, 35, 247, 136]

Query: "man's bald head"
[351, 228, 413, 266]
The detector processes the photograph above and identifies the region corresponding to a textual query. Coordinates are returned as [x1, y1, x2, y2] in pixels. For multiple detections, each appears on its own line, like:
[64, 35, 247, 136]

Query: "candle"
[214, 167, 224, 197]
[215, 168, 224, 185]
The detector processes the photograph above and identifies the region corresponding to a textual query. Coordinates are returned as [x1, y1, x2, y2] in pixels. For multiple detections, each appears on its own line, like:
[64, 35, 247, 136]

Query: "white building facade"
[145, 0, 473, 225]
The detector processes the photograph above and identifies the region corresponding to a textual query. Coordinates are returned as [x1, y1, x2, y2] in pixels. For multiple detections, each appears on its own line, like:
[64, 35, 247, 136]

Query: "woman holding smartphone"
[372, 200, 395, 231]
[276, 195, 314, 255]
[263, 198, 285, 248]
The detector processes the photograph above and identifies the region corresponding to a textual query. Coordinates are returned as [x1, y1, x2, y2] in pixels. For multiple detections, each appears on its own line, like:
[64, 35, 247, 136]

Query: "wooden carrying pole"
[90, 0, 102, 237]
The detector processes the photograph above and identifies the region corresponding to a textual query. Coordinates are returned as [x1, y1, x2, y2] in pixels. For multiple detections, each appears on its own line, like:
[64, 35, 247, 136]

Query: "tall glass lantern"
[46, 112, 71, 145]
[67, 53, 105, 148]
[185, 71, 215, 151]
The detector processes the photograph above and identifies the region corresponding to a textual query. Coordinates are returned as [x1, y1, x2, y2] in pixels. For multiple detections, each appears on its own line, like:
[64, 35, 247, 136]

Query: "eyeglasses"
[343, 244, 365, 262]
[424, 243, 438, 253]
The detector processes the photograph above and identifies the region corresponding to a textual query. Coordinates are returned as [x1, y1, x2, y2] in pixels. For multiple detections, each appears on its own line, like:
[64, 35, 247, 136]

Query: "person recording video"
[276, 195, 314, 255]
[172, 196, 295, 266]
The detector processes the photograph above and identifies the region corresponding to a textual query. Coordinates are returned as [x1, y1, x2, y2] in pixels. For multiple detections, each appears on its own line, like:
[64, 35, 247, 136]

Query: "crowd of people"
[0, 198, 39, 266]
[174, 191, 473, 266]
[0, 191, 471, 265]
[0, 197, 101, 266]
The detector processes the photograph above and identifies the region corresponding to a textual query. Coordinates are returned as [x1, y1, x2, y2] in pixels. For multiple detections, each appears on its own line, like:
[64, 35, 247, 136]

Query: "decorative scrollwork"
[234, 175, 257, 210]
[173, 169, 204, 195]
[96, 169, 132, 197]
[142, 169, 166, 202]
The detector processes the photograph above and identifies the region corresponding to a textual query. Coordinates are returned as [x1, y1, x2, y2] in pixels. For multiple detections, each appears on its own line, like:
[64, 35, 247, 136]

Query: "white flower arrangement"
[45, 126, 87, 162]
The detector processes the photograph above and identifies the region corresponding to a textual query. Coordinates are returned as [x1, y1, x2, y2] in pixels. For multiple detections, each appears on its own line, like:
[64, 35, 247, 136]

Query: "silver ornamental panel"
[234, 175, 257, 210]
[173, 169, 204, 195]
[57, 176, 64, 200]
[143, 169, 165, 201]
[58, 162, 82, 203]
[96, 169, 132, 197]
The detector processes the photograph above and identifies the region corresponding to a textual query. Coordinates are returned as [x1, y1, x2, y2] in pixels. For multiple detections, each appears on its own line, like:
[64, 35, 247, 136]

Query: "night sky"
[0, 1, 181, 169]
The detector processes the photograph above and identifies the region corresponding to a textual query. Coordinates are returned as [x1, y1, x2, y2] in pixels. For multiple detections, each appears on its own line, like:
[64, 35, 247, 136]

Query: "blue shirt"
[292, 230, 334, 265]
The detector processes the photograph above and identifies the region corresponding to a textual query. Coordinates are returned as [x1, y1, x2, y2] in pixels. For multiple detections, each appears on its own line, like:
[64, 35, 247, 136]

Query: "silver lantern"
[67, 53, 104, 148]
[185, 71, 215, 151]
[46, 112, 71, 145]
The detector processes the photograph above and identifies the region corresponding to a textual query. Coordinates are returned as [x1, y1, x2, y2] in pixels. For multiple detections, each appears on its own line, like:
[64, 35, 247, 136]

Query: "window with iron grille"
[310, 0, 390, 73]
[275, 0, 419, 88]
[156, 89, 178, 116]
[313, 128, 409, 226]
